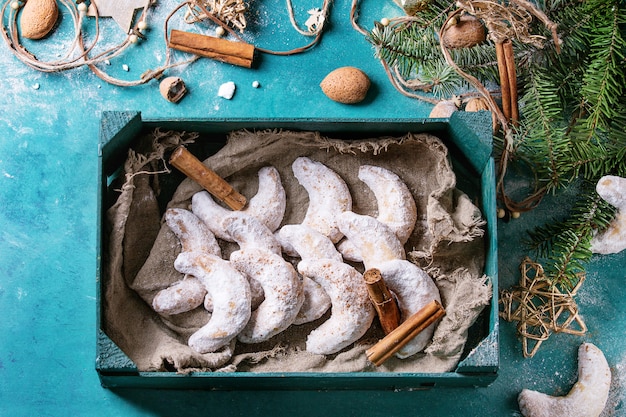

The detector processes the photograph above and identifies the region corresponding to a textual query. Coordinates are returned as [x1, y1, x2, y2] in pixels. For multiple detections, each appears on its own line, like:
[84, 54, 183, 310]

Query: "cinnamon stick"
[169, 146, 247, 210]
[366, 300, 445, 366]
[495, 41, 511, 122]
[503, 40, 519, 125]
[168, 29, 255, 68]
[363, 268, 401, 334]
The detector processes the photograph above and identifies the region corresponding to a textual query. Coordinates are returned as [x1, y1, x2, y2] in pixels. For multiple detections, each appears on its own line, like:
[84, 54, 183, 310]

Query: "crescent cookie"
[338, 165, 417, 262]
[222, 212, 282, 255]
[275, 224, 343, 262]
[173, 252, 252, 354]
[190, 166, 286, 240]
[518, 343, 611, 417]
[191, 191, 232, 241]
[275, 224, 338, 324]
[293, 277, 332, 325]
[164, 207, 222, 256]
[590, 175, 626, 254]
[298, 259, 375, 355]
[152, 277, 207, 316]
[244, 166, 287, 233]
[151, 208, 221, 315]
[337, 211, 405, 269]
[375, 259, 442, 358]
[230, 248, 304, 343]
[292, 157, 352, 243]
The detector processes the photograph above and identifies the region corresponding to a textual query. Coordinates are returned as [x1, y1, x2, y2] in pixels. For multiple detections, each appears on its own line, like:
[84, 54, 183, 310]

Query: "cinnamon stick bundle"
[169, 146, 247, 210]
[168, 29, 255, 68]
[366, 300, 445, 366]
[495, 39, 519, 125]
[363, 268, 401, 334]
[503, 40, 519, 124]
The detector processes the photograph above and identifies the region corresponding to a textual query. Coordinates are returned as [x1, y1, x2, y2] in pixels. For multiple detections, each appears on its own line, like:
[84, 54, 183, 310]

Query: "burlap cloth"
[102, 128, 492, 374]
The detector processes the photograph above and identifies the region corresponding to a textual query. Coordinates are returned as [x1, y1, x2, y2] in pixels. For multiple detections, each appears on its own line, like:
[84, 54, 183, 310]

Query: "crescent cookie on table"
[275, 224, 343, 262]
[298, 259, 375, 355]
[174, 252, 252, 354]
[164, 207, 222, 256]
[338, 165, 417, 262]
[292, 156, 352, 243]
[518, 343, 611, 417]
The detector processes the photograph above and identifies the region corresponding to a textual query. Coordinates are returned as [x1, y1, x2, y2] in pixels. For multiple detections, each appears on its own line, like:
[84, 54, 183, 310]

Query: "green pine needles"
[367, 3, 500, 98]
[366, 0, 626, 288]
[525, 181, 617, 290]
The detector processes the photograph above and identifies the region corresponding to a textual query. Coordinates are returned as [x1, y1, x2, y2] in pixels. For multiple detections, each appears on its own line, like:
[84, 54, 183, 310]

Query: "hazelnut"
[320, 67, 371, 104]
[442, 15, 486, 49]
[159, 77, 187, 103]
[19, 0, 59, 40]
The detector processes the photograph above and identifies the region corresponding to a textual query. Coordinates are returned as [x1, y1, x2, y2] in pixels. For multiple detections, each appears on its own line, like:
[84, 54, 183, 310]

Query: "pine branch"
[368, 20, 500, 99]
[525, 183, 617, 289]
[369, 24, 440, 78]
[578, 1, 626, 134]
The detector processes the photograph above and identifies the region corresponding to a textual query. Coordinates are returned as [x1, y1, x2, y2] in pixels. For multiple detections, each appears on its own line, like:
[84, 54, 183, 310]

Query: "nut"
[442, 14, 486, 49]
[19, 0, 59, 40]
[159, 77, 187, 103]
[464, 97, 499, 134]
[465, 97, 489, 112]
[428, 98, 459, 118]
[320, 67, 371, 104]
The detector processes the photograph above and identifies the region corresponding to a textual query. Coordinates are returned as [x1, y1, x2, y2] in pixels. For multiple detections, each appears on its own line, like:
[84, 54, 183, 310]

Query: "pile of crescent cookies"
[150, 156, 441, 360]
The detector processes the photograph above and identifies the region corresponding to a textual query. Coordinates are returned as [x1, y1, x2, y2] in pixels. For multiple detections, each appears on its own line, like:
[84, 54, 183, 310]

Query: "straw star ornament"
[88, 0, 150, 33]
[499, 258, 587, 358]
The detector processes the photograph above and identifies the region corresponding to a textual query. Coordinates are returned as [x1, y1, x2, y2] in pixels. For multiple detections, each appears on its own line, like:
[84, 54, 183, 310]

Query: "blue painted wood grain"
[1, 0, 624, 415]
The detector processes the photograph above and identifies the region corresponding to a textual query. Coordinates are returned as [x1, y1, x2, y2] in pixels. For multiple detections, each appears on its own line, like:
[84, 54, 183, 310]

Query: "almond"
[20, 0, 59, 40]
[320, 67, 371, 104]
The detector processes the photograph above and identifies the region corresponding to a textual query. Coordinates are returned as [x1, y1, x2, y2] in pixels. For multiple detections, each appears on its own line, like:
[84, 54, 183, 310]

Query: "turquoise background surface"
[1, 0, 624, 415]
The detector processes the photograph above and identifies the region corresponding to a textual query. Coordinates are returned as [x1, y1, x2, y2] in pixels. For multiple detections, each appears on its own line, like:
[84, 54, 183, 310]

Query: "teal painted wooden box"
[96, 111, 499, 389]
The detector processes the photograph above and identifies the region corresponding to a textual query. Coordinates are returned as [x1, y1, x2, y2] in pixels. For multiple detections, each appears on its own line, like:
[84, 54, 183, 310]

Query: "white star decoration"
[87, 0, 150, 33]
[590, 175, 626, 254]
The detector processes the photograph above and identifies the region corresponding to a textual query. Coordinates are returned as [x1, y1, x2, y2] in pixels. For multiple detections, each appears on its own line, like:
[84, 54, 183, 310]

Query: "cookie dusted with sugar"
[292, 157, 352, 243]
[174, 252, 252, 354]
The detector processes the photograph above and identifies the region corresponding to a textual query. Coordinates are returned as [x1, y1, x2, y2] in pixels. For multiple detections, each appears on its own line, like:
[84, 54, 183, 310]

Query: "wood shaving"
[185, 0, 248, 33]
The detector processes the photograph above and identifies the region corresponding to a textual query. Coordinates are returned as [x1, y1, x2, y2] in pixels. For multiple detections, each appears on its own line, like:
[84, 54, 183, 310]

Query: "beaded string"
[0, 0, 182, 86]
[1, 0, 331, 87]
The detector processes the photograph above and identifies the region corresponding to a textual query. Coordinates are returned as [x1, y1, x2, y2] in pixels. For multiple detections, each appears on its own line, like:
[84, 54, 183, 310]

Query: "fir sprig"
[577, 1, 626, 134]
[525, 183, 617, 289]
[368, 21, 499, 98]
[365, 0, 626, 289]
